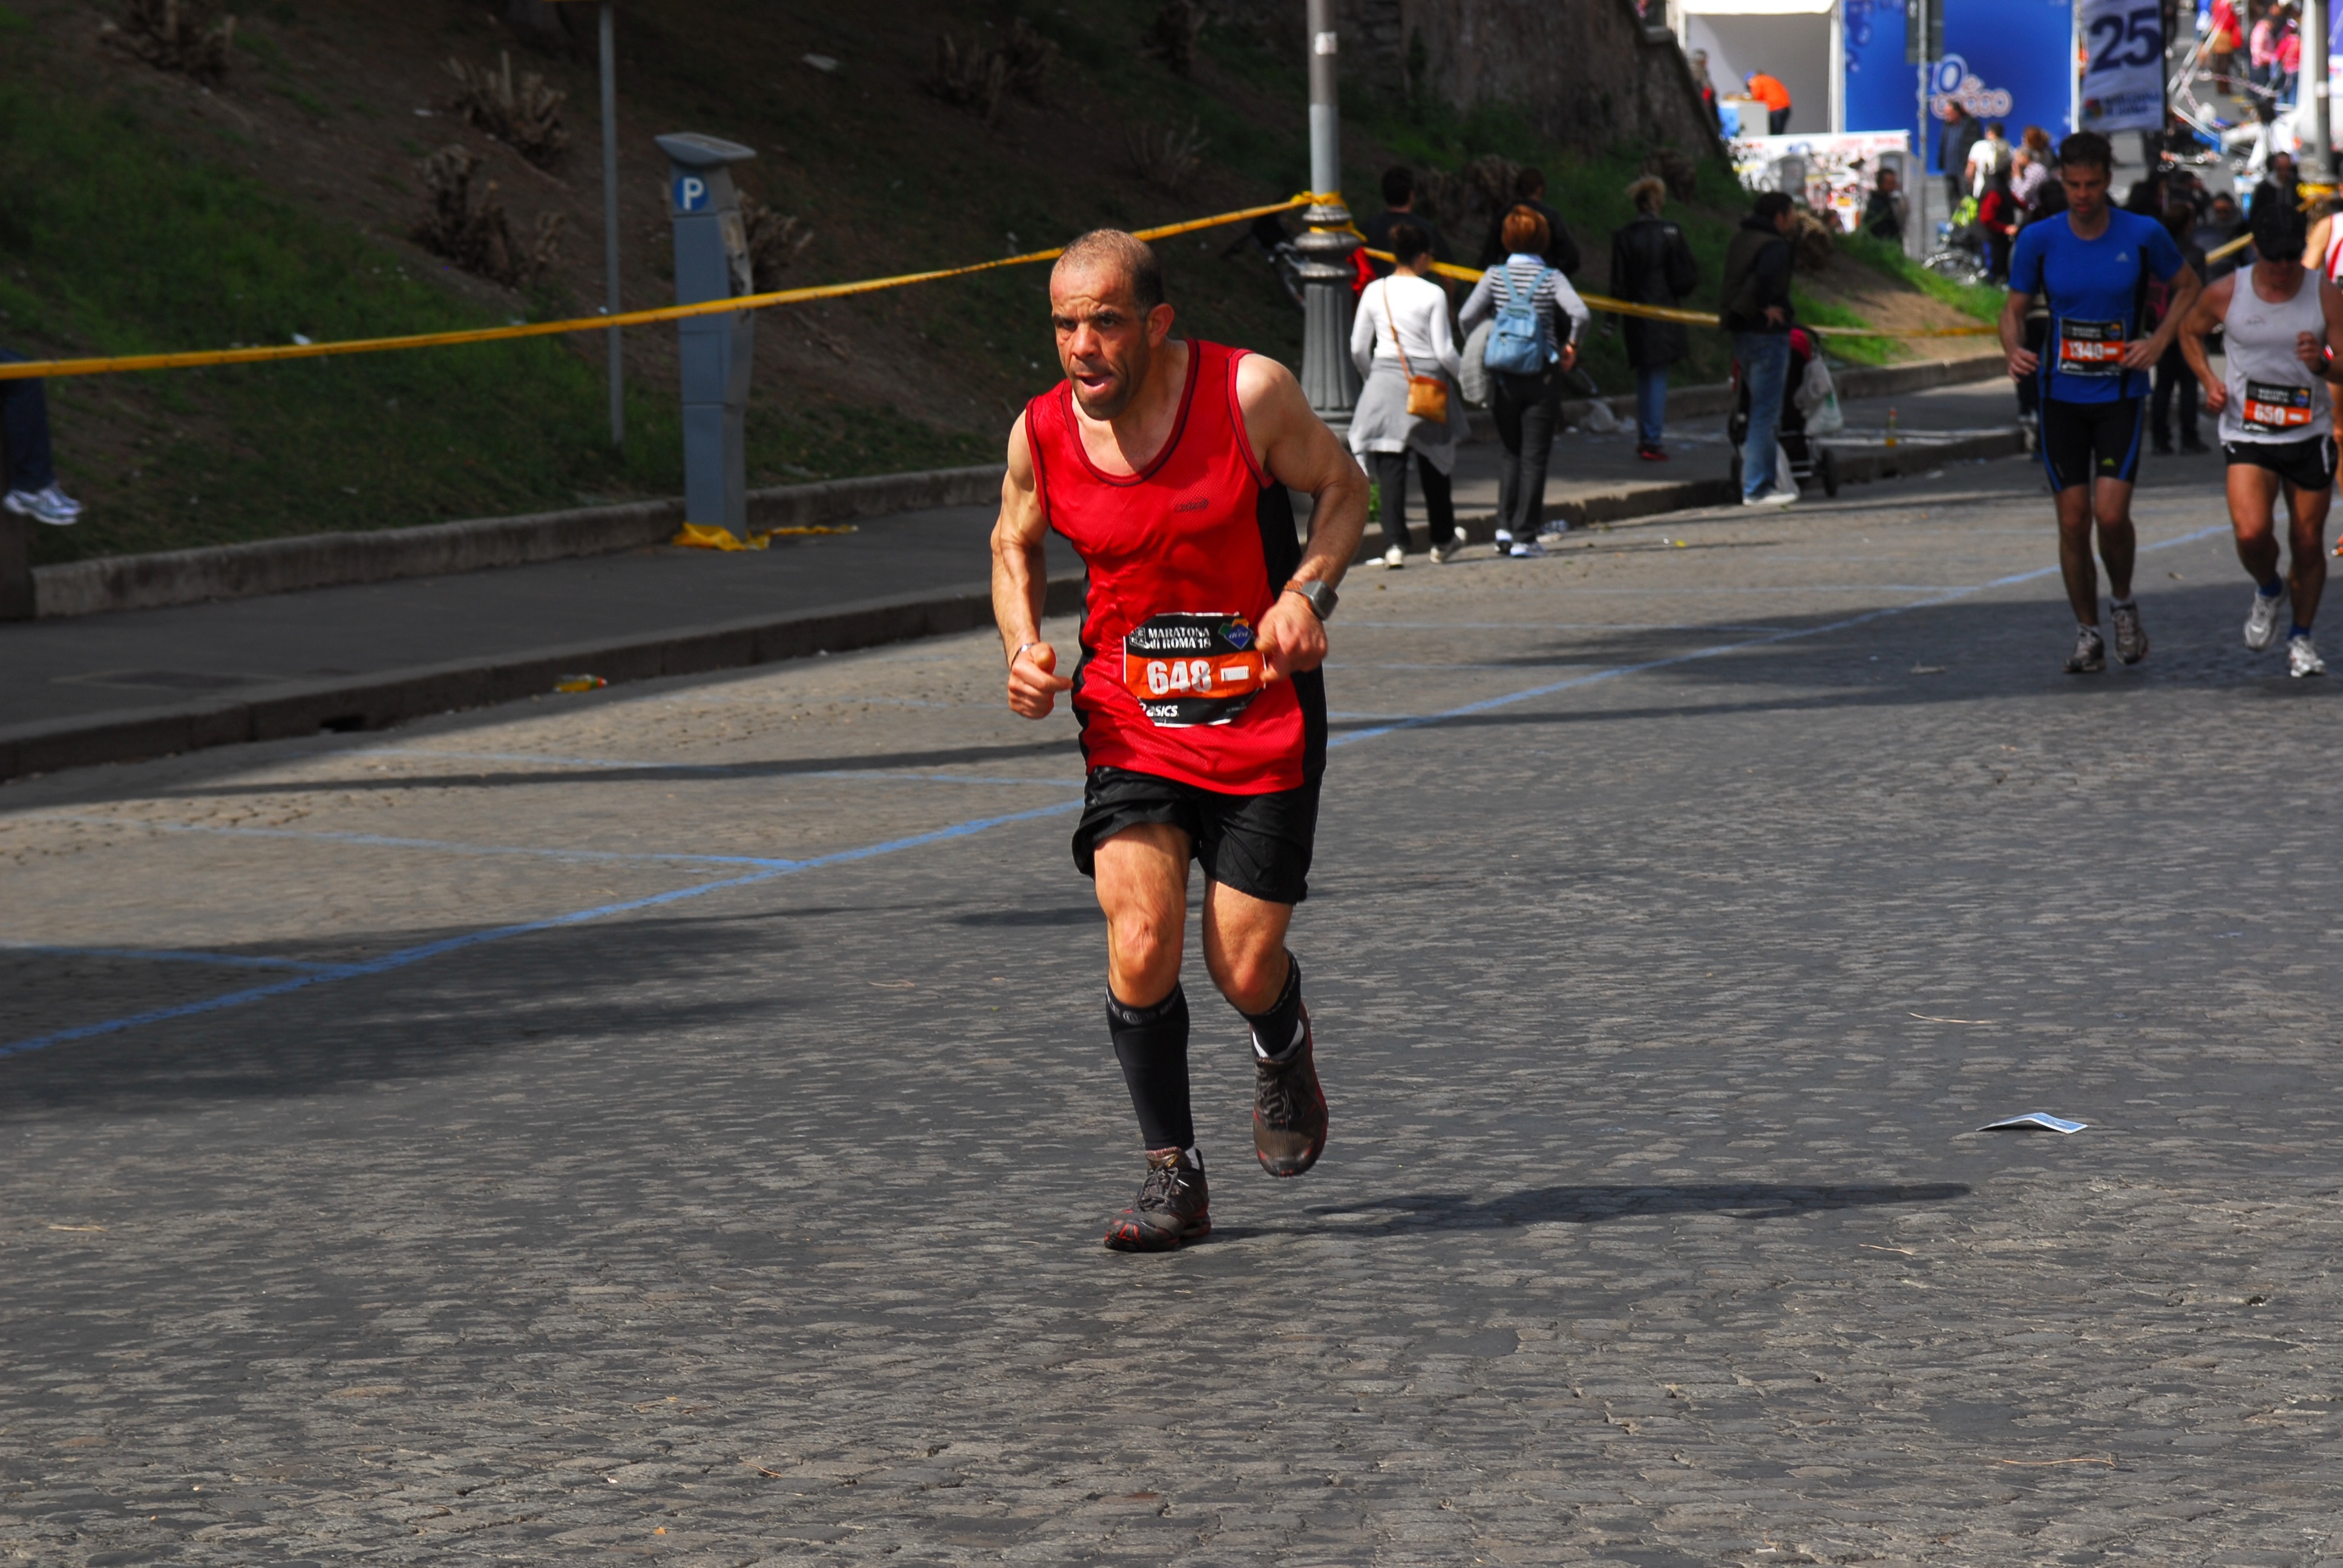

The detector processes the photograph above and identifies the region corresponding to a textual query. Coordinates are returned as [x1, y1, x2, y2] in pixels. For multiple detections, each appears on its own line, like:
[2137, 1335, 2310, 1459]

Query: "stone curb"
[0, 573, 1084, 783]
[30, 465, 1009, 619]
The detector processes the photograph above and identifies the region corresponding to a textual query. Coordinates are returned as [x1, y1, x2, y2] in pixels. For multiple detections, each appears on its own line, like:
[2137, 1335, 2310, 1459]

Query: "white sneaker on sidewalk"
[1427, 528, 1466, 564]
[1378, 544, 1405, 569]
[3, 485, 80, 525]
[1741, 486, 1797, 508]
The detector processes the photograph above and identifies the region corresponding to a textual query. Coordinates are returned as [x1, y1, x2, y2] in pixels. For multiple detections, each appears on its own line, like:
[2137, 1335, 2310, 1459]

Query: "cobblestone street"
[8, 457, 2343, 1566]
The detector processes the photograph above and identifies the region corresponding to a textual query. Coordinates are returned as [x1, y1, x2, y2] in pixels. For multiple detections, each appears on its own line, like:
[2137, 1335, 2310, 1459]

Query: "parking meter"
[655, 132, 757, 538]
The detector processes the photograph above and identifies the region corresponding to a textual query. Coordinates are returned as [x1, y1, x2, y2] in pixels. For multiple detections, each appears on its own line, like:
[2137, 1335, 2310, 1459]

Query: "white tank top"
[2220, 265, 2333, 444]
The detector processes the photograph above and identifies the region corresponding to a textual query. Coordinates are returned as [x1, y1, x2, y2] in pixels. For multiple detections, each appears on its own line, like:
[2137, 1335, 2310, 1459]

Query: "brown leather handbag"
[1386, 281, 1450, 424]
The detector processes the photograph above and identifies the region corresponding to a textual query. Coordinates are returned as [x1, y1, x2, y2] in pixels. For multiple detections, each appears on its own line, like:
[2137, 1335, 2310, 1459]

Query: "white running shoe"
[2245, 587, 2287, 650]
[1428, 528, 1466, 564]
[1379, 543, 1405, 569]
[3, 485, 80, 526]
[1509, 540, 1548, 558]
[2289, 633, 2326, 677]
[1493, 528, 1513, 550]
[1742, 486, 1797, 508]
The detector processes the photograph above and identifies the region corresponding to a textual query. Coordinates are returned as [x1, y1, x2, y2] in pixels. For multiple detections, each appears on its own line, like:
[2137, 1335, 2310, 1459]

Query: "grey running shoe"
[1103, 1148, 1210, 1252]
[1253, 1007, 1328, 1178]
[1428, 528, 1466, 564]
[3, 485, 80, 526]
[2063, 626, 2106, 674]
[2246, 587, 2287, 651]
[2289, 633, 2327, 678]
[2111, 600, 2148, 664]
[1509, 539, 1548, 558]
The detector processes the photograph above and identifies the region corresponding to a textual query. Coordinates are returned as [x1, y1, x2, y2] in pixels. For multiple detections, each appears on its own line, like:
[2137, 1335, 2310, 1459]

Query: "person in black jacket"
[1359, 166, 1455, 280]
[1719, 191, 1800, 505]
[1476, 166, 1581, 275]
[1611, 175, 1701, 462]
[1939, 103, 1984, 212]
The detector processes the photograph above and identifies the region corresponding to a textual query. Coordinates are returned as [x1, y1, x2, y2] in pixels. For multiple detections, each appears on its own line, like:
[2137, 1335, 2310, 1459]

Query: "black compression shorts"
[1072, 766, 1320, 906]
[2224, 433, 2339, 492]
[2040, 396, 2145, 491]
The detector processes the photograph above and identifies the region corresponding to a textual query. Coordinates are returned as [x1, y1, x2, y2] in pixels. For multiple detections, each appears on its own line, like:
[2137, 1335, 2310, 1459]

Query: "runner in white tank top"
[2180, 200, 2343, 676]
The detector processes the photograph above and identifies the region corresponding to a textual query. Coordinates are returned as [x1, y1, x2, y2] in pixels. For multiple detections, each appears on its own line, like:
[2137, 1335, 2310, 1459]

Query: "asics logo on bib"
[1123, 613, 1267, 727]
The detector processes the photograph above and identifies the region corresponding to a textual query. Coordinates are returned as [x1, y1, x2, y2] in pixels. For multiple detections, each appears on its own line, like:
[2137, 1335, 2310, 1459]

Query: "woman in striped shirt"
[1460, 205, 1591, 557]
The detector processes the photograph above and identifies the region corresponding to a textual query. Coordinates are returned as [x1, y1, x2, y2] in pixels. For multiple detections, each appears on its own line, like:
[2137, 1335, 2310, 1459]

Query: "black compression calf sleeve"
[1240, 952, 1305, 1060]
[1107, 984, 1193, 1152]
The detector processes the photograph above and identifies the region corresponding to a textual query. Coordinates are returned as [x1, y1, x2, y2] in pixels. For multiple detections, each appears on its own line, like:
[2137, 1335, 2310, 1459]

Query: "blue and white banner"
[2077, 0, 2167, 132]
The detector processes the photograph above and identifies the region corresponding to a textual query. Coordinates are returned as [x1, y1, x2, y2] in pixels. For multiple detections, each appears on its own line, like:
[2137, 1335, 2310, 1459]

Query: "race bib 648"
[1122, 613, 1266, 728]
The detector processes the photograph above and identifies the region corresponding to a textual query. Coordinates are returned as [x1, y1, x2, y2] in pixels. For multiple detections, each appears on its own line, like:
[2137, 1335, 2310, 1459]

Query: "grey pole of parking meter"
[1297, 0, 1360, 431]
[2308, 0, 2337, 193]
[655, 133, 758, 539]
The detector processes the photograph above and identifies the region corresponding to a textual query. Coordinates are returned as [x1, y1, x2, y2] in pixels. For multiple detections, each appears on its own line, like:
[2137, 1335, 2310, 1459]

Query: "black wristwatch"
[1283, 578, 1338, 621]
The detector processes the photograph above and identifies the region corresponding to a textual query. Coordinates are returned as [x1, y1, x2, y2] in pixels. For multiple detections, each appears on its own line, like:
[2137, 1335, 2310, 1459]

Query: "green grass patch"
[1789, 288, 1898, 365]
[1836, 228, 2003, 322]
[0, 77, 983, 562]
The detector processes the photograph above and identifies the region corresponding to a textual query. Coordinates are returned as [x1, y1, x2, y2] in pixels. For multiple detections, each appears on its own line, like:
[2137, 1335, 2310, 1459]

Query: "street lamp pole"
[2308, 0, 2336, 195]
[1296, 0, 1359, 430]
[599, 0, 624, 448]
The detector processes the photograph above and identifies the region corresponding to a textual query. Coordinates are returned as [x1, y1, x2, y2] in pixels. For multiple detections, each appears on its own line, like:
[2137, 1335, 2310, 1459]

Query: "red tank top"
[1026, 340, 1325, 794]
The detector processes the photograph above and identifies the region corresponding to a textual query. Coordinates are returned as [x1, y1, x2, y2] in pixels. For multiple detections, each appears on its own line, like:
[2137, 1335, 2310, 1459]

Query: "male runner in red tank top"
[991, 229, 1369, 1251]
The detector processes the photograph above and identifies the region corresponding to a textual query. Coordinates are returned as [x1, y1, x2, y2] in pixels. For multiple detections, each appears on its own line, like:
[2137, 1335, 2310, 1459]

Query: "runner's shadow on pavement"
[1222, 1181, 1968, 1240]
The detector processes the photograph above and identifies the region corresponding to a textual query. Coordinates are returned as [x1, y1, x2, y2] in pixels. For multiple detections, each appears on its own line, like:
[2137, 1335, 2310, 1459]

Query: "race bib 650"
[1122, 613, 1266, 728]
[2243, 378, 2315, 433]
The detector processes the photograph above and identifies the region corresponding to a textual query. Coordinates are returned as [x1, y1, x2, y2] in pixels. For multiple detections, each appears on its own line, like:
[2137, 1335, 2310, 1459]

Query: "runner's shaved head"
[1053, 229, 1165, 315]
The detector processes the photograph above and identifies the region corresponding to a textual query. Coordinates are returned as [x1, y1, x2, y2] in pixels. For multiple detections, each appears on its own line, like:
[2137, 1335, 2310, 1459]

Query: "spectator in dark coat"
[1359, 165, 1455, 279]
[1863, 165, 1907, 241]
[1939, 103, 1984, 212]
[1610, 175, 1700, 462]
[1476, 166, 1581, 275]
[2149, 200, 2210, 454]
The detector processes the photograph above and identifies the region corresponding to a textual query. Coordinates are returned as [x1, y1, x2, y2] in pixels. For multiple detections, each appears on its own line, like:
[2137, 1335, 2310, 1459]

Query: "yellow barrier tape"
[672, 521, 860, 551]
[0, 196, 1320, 383]
[1363, 248, 1998, 338]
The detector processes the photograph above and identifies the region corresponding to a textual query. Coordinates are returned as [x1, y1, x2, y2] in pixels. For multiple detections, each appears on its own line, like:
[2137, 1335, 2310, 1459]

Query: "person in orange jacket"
[1746, 71, 1793, 136]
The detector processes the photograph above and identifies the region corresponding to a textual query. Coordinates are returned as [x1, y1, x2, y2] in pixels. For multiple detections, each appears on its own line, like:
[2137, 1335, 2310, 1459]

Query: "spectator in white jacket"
[1349, 221, 1467, 566]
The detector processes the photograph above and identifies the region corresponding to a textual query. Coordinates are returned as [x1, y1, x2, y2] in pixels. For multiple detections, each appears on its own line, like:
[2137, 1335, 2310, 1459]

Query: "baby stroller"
[1727, 328, 1840, 497]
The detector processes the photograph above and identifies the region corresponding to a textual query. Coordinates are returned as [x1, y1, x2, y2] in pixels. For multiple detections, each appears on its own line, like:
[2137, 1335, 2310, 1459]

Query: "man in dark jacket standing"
[1360, 166, 1455, 280]
[1940, 103, 1984, 212]
[1476, 167, 1581, 275]
[1719, 190, 1800, 506]
[1611, 175, 1701, 462]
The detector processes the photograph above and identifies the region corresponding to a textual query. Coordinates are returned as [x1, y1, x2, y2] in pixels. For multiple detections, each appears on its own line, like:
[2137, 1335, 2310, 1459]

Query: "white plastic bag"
[1581, 398, 1624, 434]
[1797, 354, 1844, 436]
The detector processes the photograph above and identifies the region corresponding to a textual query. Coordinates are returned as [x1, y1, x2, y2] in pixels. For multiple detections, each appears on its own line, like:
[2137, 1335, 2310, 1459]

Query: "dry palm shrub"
[923, 20, 1056, 123]
[1127, 119, 1208, 194]
[1141, 0, 1210, 76]
[101, 0, 237, 83]
[738, 194, 813, 292]
[445, 51, 570, 169]
[411, 145, 562, 288]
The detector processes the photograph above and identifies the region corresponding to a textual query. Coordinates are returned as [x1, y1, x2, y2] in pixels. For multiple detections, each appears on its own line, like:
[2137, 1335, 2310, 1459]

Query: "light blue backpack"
[1483, 263, 1556, 376]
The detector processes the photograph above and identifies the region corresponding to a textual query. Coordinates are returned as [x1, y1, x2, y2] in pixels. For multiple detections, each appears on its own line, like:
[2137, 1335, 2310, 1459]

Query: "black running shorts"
[1072, 766, 1320, 906]
[2224, 433, 2339, 492]
[2040, 396, 2145, 491]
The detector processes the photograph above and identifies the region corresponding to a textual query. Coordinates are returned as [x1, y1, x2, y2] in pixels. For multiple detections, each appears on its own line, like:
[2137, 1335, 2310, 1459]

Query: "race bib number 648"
[1122, 613, 1267, 728]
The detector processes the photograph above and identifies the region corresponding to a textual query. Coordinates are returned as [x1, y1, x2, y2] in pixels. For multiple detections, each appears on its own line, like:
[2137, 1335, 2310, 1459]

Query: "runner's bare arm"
[1234, 352, 1369, 682]
[2001, 289, 2037, 379]
[991, 413, 1074, 719]
[2128, 264, 2202, 370]
[2306, 215, 2332, 272]
[2318, 275, 2343, 379]
[2178, 274, 2234, 413]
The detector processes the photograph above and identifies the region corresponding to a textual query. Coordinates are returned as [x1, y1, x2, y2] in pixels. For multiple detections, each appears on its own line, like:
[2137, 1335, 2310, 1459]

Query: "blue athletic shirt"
[2007, 208, 2187, 403]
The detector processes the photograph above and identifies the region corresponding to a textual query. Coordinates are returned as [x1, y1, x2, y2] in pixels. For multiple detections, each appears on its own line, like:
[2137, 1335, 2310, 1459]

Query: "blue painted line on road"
[0, 797, 1082, 1060]
[23, 814, 804, 869]
[0, 942, 335, 973]
[3, 526, 2228, 1060]
[351, 746, 1084, 788]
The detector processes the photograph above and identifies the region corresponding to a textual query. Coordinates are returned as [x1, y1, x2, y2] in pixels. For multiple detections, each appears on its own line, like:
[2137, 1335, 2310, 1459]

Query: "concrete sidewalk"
[0, 376, 2043, 782]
